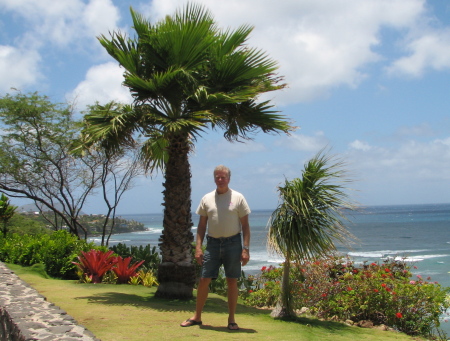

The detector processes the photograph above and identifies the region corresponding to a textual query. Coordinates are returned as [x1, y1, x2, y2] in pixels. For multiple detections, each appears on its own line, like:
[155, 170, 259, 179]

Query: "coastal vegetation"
[242, 257, 449, 339]
[6, 261, 447, 341]
[0, 224, 448, 339]
[79, 3, 294, 299]
[0, 193, 16, 237]
[0, 93, 144, 242]
[267, 151, 356, 320]
[0, 3, 448, 340]
[9, 211, 146, 236]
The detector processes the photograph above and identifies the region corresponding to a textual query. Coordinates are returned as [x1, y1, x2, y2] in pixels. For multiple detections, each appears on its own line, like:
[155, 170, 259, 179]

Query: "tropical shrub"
[203, 268, 258, 297]
[73, 249, 118, 283]
[112, 256, 145, 284]
[0, 230, 96, 279]
[243, 256, 450, 338]
[244, 266, 284, 308]
[129, 270, 158, 287]
[109, 243, 160, 272]
[41, 231, 97, 279]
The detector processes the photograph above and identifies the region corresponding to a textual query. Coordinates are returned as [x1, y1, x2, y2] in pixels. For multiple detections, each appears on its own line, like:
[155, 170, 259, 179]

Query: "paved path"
[0, 262, 99, 341]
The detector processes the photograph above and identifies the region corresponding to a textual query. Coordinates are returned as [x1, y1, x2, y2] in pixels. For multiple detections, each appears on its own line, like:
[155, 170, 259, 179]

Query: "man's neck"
[216, 187, 229, 195]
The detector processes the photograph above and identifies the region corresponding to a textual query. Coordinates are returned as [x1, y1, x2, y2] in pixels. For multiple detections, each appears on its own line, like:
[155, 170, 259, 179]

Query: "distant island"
[16, 204, 147, 236]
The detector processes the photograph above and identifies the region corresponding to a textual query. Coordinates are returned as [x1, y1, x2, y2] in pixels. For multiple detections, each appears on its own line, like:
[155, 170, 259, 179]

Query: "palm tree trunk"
[271, 250, 296, 319]
[155, 132, 196, 299]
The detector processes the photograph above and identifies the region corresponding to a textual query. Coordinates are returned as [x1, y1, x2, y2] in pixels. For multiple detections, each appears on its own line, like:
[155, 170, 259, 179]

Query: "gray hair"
[214, 165, 231, 178]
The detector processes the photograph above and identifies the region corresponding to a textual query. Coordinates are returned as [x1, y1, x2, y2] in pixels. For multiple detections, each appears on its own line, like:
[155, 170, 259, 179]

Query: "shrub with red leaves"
[112, 256, 145, 284]
[73, 249, 118, 283]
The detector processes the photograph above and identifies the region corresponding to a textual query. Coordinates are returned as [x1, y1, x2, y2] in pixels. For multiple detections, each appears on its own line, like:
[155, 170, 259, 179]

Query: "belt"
[206, 233, 241, 241]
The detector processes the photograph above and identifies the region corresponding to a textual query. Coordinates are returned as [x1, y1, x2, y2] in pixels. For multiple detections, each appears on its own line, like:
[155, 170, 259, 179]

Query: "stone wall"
[0, 262, 99, 341]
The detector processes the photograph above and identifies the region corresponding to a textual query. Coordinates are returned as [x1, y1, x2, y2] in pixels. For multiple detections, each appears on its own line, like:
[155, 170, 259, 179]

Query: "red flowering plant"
[243, 265, 283, 307]
[242, 255, 449, 339]
[112, 256, 145, 284]
[73, 249, 118, 284]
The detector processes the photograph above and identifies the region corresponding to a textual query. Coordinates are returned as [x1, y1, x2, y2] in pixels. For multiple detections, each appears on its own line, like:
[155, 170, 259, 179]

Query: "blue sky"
[1, 0, 450, 214]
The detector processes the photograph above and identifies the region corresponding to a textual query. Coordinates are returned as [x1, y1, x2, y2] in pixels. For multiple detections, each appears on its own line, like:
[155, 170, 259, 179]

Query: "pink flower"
[417, 275, 422, 279]
[409, 280, 416, 284]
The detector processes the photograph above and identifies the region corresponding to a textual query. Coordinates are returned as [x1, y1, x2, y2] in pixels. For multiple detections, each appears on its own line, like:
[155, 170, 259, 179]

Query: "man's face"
[214, 170, 230, 189]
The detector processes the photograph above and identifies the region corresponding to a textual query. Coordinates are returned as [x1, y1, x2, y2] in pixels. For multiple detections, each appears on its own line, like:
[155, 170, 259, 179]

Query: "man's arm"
[195, 215, 208, 265]
[240, 214, 250, 266]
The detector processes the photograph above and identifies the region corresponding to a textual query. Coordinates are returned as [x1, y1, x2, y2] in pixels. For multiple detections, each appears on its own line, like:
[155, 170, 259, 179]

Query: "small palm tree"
[80, 4, 293, 298]
[267, 150, 356, 319]
[0, 193, 17, 237]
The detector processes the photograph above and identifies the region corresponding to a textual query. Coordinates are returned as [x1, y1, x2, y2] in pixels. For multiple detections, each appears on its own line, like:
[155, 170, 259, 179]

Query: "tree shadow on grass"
[74, 291, 267, 316]
[74, 291, 352, 333]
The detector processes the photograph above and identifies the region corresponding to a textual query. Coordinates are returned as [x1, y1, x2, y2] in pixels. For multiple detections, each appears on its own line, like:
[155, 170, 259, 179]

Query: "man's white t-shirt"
[196, 188, 251, 238]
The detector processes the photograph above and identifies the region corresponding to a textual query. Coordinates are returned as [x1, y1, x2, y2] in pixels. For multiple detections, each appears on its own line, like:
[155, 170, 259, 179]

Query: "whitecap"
[347, 252, 384, 258]
[108, 239, 131, 243]
[387, 254, 449, 262]
[146, 228, 163, 234]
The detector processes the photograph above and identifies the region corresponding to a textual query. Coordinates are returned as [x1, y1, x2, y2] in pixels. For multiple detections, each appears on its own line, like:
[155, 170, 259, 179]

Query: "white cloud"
[0, 46, 42, 92]
[388, 29, 450, 77]
[83, 0, 121, 37]
[66, 62, 132, 109]
[202, 139, 267, 159]
[146, 0, 427, 104]
[276, 131, 328, 152]
[395, 123, 435, 137]
[347, 137, 450, 181]
[349, 140, 372, 151]
[1, 0, 119, 48]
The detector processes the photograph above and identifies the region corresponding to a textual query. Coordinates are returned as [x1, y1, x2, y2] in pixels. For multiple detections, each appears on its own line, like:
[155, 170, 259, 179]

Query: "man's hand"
[195, 248, 204, 265]
[241, 249, 249, 266]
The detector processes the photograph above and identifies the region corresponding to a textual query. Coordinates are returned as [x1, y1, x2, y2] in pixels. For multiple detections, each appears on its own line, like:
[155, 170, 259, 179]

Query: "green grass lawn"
[8, 264, 424, 341]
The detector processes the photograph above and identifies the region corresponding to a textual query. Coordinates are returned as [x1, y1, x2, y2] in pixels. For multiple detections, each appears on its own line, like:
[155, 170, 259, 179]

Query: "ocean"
[89, 203, 450, 333]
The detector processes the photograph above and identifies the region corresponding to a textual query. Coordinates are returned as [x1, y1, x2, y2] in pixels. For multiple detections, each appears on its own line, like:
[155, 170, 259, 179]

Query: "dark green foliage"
[0, 230, 98, 279]
[0, 194, 16, 237]
[109, 243, 160, 272]
[8, 214, 51, 236]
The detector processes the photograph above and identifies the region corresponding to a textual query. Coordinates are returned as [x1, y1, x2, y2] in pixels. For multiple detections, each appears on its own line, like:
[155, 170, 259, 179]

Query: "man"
[180, 165, 251, 330]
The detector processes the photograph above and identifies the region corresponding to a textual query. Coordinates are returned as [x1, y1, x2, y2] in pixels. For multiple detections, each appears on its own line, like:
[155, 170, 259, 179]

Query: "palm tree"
[80, 4, 293, 299]
[267, 150, 356, 319]
[0, 193, 17, 237]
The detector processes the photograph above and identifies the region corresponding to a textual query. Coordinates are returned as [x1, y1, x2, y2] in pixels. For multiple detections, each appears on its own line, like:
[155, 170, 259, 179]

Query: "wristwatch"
[243, 246, 249, 250]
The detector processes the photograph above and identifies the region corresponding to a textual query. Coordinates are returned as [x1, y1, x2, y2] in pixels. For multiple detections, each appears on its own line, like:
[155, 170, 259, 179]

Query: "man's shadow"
[199, 324, 257, 334]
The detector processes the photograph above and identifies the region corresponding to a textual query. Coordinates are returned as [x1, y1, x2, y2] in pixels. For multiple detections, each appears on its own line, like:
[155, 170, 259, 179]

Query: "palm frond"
[267, 150, 357, 262]
[79, 102, 142, 154]
[211, 100, 295, 141]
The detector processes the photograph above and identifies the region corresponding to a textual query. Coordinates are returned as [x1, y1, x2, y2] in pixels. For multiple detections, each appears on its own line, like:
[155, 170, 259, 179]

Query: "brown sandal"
[227, 322, 239, 330]
[180, 319, 202, 327]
